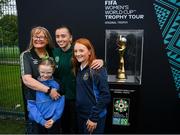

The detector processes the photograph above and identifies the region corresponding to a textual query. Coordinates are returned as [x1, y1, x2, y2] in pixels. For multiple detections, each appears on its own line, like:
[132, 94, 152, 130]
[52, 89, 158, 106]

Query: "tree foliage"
[0, 14, 18, 46]
[0, 0, 9, 16]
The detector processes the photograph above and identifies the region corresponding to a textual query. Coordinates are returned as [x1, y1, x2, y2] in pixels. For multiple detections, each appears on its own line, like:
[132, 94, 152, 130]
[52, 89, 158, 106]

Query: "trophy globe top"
[118, 35, 127, 50]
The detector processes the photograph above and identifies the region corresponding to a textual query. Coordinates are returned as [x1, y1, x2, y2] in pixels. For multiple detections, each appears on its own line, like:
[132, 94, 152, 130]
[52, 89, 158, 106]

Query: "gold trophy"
[117, 35, 127, 81]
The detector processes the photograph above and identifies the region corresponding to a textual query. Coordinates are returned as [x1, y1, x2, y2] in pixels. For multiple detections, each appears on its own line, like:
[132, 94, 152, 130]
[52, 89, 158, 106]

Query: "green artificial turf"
[0, 119, 25, 134]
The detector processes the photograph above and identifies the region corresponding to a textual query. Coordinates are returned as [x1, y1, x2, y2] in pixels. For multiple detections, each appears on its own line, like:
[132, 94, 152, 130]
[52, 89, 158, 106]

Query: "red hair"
[72, 38, 96, 75]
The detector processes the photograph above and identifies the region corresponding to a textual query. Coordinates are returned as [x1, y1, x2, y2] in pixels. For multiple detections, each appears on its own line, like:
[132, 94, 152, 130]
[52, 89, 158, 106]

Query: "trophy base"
[108, 75, 135, 84]
[116, 78, 127, 82]
[117, 73, 127, 81]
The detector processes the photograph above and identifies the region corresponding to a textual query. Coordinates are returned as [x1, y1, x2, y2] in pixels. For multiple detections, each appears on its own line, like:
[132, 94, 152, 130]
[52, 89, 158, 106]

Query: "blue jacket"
[27, 78, 65, 126]
[76, 66, 111, 122]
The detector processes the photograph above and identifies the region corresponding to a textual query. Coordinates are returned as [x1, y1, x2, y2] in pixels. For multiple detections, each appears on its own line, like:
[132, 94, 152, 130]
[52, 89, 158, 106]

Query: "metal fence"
[0, 0, 24, 120]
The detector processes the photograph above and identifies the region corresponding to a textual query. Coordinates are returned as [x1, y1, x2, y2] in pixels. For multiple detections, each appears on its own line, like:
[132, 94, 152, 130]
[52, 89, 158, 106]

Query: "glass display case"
[105, 29, 144, 85]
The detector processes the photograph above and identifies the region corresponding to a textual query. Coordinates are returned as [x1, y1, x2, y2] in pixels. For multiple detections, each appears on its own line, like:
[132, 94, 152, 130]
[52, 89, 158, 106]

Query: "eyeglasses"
[33, 36, 46, 41]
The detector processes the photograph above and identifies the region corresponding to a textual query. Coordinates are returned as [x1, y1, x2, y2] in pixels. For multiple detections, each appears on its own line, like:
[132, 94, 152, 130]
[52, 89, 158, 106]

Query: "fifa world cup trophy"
[117, 35, 127, 80]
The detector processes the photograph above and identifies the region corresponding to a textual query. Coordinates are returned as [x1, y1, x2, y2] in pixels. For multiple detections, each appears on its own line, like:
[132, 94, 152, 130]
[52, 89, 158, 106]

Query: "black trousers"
[61, 99, 78, 134]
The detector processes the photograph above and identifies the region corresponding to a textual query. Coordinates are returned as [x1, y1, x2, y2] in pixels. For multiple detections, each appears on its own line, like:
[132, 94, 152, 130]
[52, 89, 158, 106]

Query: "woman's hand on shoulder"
[90, 59, 103, 69]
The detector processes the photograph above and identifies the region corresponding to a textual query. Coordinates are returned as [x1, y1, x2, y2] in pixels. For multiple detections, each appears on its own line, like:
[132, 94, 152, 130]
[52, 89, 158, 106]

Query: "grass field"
[0, 30, 26, 133]
[0, 46, 24, 113]
[0, 119, 25, 134]
[0, 47, 25, 134]
[0, 64, 24, 112]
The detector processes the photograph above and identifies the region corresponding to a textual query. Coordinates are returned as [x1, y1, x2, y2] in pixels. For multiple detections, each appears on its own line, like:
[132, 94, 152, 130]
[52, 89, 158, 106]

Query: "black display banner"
[16, 0, 180, 133]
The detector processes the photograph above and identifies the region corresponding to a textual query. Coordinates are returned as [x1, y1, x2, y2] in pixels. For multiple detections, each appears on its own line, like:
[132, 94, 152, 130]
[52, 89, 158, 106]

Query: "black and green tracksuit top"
[52, 46, 76, 100]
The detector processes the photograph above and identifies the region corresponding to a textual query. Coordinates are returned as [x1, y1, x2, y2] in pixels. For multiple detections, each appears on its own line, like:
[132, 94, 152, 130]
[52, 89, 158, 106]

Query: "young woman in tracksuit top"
[72, 38, 111, 134]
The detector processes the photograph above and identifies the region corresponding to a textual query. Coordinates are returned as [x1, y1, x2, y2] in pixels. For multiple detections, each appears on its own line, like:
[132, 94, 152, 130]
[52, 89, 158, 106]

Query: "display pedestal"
[105, 29, 143, 133]
[105, 82, 140, 134]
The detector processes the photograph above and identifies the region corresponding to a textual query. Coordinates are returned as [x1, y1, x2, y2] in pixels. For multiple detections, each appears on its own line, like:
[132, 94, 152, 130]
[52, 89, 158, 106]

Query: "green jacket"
[52, 45, 76, 100]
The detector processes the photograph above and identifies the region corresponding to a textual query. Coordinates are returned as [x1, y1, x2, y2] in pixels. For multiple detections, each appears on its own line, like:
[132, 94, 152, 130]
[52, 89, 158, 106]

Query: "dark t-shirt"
[20, 48, 53, 100]
[20, 49, 39, 100]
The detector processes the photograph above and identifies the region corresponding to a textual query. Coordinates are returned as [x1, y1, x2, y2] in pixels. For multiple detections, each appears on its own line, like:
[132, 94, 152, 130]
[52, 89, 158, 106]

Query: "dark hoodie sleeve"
[89, 67, 111, 122]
